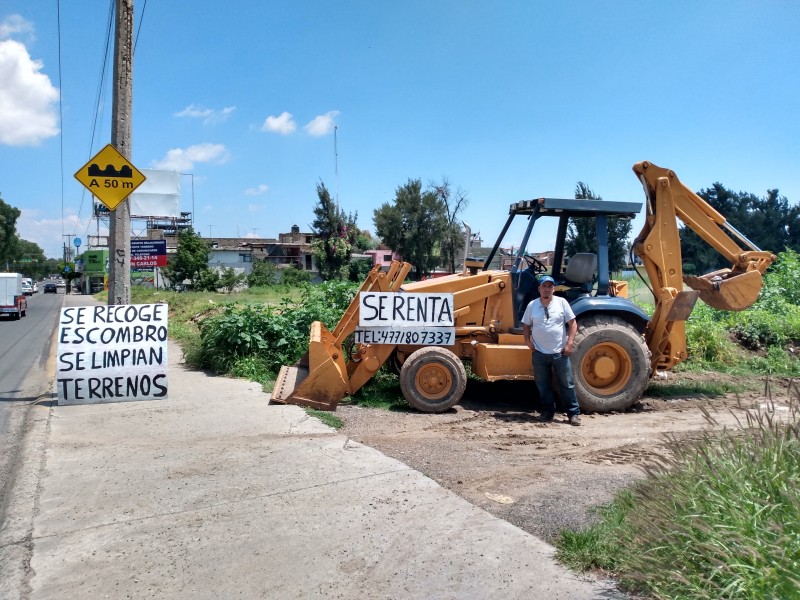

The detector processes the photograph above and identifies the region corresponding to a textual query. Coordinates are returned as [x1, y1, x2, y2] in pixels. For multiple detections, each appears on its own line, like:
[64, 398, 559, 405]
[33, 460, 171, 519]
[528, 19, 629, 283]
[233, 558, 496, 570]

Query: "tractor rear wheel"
[572, 315, 650, 412]
[399, 347, 467, 413]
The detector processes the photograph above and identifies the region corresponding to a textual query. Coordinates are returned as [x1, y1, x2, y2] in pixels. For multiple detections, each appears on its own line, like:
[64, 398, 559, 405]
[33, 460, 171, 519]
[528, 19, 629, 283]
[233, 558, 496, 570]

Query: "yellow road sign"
[74, 144, 146, 210]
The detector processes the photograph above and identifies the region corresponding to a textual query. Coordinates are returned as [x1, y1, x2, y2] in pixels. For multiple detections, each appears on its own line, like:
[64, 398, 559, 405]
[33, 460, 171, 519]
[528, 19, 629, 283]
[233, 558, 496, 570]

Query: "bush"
[760, 248, 800, 307]
[280, 264, 312, 287]
[196, 280, 359, 376]
[247, 261, 278, 288]
[194, 268, 221, 292]
[348, 258, 374, 282]
[684, 303, 738, 368]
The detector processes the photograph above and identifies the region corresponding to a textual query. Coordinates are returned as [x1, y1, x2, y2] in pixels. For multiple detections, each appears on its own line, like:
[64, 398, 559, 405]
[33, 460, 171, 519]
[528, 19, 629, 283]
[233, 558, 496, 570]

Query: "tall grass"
[557, 391, 800, 599]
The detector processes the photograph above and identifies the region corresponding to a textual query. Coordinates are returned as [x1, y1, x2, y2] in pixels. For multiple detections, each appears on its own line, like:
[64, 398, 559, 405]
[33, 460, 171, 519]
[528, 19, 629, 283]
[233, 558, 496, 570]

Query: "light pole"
[180, 172, 194, 227]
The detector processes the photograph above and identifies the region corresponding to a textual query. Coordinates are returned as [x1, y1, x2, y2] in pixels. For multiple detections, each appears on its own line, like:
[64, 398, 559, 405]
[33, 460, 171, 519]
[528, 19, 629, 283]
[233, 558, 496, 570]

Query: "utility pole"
[108, 0, 134, 305]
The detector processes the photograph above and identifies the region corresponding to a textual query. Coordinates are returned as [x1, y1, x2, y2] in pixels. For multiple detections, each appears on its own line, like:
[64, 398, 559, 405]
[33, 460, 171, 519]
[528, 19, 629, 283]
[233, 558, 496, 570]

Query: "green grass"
[305, 408, 344, 429]
[556, 396, 800, 599]
[342, 370, 411, 411]
[644, 379, 748, 397]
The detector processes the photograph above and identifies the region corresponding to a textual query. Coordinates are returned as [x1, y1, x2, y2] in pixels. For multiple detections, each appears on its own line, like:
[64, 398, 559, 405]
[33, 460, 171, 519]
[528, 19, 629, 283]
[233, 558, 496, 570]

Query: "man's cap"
[538, 275, 555, 285]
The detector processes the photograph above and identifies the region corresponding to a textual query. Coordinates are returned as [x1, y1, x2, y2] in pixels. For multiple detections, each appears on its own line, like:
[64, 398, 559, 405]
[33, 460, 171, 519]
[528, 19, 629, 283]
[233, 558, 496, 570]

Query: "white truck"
[0, 273, 28, 320]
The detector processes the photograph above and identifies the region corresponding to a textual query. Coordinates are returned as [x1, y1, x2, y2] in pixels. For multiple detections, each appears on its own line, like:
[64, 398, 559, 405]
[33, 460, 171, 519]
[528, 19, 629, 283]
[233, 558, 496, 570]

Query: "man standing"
[521, 275, 581, 426]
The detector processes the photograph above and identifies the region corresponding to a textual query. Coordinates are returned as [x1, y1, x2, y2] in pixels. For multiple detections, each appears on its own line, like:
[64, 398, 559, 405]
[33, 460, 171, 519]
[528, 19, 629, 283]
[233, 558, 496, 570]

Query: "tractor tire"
[572, 315, 651, 412]
[399, 347, 467, 413]
[386, 349, 404, 376]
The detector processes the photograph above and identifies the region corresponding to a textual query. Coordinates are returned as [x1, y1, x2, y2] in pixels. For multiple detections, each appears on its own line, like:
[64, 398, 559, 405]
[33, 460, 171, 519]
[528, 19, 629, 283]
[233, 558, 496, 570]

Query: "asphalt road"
[0, 287, 63, 513]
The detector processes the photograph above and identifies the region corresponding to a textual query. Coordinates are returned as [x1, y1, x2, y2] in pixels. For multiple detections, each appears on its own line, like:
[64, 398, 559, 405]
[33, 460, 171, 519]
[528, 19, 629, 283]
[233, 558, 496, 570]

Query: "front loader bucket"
[270, 321, 349, 411]
[684, 269, 764, 311]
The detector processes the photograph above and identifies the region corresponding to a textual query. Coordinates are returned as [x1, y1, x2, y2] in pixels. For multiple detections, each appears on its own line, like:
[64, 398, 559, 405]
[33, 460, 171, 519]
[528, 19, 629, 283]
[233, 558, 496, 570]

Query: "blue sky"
[1, 1, 798, 260]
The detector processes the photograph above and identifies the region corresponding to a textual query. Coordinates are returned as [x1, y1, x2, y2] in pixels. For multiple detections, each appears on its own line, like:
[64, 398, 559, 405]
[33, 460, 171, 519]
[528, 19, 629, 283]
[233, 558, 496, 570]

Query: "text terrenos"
[57, 374, 167, 401]
[359, 292, 454, 327]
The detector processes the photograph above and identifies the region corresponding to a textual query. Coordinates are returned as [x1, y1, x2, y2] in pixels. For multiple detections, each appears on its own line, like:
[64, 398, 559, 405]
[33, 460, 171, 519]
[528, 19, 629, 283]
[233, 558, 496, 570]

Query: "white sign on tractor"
[355, 292, 455, 346]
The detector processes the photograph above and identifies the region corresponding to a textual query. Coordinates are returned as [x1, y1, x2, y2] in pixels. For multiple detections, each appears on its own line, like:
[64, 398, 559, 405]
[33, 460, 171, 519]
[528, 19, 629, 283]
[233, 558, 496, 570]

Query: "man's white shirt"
[521, 296, 575, 354]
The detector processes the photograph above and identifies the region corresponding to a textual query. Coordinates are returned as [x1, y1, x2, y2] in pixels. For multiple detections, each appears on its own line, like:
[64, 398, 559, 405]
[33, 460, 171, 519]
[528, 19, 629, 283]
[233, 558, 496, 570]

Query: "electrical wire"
[74, 0, 150, 244]
[134, 0, 148, 55]
[57, 0, 65, 256]
[75, 0, 115, 243]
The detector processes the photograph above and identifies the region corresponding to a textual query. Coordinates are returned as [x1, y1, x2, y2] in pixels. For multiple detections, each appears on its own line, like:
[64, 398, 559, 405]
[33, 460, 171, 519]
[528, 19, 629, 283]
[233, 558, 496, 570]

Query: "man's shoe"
[537, 413, 555, 423]
[569, 415, 581, 426]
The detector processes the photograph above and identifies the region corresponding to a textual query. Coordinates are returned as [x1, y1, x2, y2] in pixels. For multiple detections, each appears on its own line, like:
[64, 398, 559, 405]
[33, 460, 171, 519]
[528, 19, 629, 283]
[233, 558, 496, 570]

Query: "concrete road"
[1, 294, 625, 599]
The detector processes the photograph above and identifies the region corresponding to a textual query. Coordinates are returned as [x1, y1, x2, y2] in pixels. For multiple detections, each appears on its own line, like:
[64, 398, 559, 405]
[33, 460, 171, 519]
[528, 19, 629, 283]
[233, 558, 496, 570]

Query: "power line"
[57, 0, 65, 252]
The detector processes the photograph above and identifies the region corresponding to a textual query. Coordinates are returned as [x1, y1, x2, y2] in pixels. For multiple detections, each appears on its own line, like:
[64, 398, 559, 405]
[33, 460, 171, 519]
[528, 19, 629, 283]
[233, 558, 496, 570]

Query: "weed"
[645, 379, 747, 397]
[344, 370, 410, 411]
[305, 408, 344, 429]
[556, 394, 800, 599]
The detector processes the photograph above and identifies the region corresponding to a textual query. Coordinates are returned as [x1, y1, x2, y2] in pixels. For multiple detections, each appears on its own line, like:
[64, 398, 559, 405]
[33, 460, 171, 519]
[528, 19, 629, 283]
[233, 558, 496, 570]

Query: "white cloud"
[304, 111, 340, 137]
[244, 184, 269, 196]
[243, 231, 261, 239]
[0, 39, 59, 146]
[152, 143, 230, 170]
[261, 112, 296, 135]
[16, 209, 94, 260]
[175, 104, 235, 125]
[0, 15, 35, 40]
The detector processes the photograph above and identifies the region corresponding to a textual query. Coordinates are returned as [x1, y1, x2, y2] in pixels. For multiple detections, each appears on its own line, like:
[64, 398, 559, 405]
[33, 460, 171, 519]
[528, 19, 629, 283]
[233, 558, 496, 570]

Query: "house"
[361, 246, 401, 269]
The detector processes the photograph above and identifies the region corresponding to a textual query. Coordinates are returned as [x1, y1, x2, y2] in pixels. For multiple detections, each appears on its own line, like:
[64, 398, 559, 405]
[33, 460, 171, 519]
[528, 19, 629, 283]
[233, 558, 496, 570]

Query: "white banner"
[359, 292, 454, 327]
[55, 304, 169, 405]
[128, 169, 181, 217]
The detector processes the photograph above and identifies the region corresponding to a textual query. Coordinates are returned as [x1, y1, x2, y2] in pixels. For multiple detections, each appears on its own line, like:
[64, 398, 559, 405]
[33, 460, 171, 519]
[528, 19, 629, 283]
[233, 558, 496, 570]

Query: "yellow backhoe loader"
[272, 162, 776, 413]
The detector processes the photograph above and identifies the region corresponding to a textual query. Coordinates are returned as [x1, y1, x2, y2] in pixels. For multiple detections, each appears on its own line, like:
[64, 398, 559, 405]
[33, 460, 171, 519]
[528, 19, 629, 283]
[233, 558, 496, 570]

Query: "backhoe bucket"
[270, 321, 349, 411]
[683, 269, 763, 311]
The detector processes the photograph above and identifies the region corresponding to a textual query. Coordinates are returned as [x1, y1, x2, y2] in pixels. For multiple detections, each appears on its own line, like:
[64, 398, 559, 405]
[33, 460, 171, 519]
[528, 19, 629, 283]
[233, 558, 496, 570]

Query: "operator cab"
[481, 197, 641, 327]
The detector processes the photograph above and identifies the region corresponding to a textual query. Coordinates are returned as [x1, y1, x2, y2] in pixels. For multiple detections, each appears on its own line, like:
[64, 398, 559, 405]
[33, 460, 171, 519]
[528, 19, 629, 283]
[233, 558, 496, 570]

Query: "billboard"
[128, 169, 181, 218]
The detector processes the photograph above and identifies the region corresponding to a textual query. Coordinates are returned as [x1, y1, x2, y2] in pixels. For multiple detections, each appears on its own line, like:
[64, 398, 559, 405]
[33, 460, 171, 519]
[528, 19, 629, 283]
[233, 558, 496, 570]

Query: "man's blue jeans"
[532, 350, 580, 417]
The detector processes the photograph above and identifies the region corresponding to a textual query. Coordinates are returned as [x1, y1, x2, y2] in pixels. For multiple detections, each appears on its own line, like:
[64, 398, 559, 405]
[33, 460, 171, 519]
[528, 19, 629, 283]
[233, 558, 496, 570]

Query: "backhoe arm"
[631, 161, 776, 370]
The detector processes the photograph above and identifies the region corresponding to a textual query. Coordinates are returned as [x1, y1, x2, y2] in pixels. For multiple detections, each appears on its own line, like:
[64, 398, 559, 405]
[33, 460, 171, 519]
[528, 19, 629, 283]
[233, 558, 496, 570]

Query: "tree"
[218, 267, 244, 293]
[281, 263, 312, 287]
[430, 178, 468, 273]
[0, 196, 21, 269]
[310, 182, 355, 280]
[565, 182, 632, 273]
[161, 227, 211, 290]
[8, 239, 46, 277]
[680, 184, 795, 274]
[373, 179, 447, 280]
[247, 260, 278, 287]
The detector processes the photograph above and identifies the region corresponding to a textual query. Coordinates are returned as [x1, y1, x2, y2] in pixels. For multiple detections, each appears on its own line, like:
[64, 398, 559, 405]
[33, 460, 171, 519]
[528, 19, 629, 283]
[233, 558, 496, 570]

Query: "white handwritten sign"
[55, 304, 169, 405]
[359, 292, 454, 327]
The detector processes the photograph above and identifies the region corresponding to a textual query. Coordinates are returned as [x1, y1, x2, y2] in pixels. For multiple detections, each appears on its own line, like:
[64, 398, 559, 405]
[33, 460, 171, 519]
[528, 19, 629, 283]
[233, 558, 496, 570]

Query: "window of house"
[383, 254, 392, 262]
[305, 235, 313, 244]
[239, 253, 252, 263]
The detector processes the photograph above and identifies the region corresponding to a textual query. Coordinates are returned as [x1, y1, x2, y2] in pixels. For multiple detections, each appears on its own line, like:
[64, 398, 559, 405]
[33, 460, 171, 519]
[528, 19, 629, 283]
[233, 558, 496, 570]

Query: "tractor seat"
[557, 253, 597, 299]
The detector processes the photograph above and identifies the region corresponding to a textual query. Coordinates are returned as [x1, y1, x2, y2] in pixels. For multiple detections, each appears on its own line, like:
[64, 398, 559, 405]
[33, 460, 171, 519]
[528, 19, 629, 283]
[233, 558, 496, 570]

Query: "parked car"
[56, 280, 66, 290]
[44, 282, 58, 293]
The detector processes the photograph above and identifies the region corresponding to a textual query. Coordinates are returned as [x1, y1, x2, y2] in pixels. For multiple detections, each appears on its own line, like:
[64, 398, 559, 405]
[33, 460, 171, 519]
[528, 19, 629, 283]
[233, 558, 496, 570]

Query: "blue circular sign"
[73, 237, 81, 247]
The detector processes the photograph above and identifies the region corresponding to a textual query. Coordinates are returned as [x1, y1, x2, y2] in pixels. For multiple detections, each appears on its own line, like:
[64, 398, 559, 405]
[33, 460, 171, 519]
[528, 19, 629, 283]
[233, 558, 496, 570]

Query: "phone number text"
[354, 327, 455, 346]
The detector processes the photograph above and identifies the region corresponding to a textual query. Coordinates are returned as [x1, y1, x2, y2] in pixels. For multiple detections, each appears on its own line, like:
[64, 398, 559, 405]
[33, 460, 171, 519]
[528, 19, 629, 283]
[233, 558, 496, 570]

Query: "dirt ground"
[337, 372, 794, 544]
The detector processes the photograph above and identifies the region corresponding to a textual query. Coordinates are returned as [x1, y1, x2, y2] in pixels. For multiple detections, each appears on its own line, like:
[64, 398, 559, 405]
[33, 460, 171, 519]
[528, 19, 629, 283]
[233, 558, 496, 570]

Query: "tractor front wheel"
[399, 347, 467, 413]
[572, 315, 650, 412]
